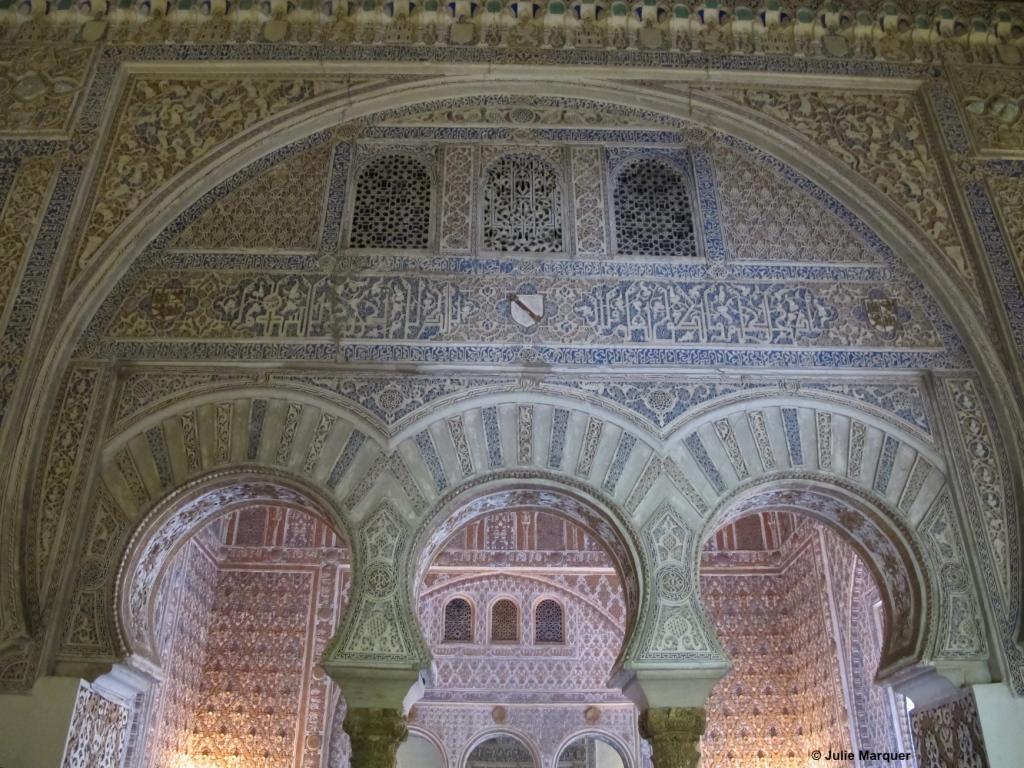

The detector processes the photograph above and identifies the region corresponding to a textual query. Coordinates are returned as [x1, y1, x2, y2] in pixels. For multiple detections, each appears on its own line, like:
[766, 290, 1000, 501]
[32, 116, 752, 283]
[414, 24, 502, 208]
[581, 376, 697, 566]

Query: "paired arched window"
[613, 157, 697, 258]
[490, 598, 520, 642]
[350, 154, 432, 249]
[534, 598, 564, 644]
[483, 153, 563, 253]
[443, 598, 472, 643]
[440, 597, 565, 645]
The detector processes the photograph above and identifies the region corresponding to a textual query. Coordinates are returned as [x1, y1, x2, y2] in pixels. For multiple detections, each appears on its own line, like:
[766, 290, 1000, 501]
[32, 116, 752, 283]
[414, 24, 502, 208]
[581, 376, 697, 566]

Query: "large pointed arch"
[2, 72, 1020, 694]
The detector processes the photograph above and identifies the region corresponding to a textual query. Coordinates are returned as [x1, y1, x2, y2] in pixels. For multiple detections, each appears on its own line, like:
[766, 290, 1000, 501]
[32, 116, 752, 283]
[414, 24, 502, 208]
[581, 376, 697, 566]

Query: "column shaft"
[343, 707, 408, 768]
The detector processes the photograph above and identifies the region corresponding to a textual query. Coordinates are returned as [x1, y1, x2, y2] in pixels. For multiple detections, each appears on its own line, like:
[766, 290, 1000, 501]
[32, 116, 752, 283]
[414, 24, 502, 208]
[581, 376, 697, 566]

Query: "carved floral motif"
[718, 88, 972, 285]
[76, 77, 334, 270]
[949, 66, 1024, 154]
[173, 139, 334, 252]
[0, 155, 60, 323]
[0, 45, 93, 134]
[60, 683, 130, 768]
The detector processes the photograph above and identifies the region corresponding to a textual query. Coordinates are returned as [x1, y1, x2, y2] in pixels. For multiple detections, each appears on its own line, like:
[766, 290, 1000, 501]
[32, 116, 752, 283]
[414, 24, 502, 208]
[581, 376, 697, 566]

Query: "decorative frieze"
[3, 5, 1021, 70]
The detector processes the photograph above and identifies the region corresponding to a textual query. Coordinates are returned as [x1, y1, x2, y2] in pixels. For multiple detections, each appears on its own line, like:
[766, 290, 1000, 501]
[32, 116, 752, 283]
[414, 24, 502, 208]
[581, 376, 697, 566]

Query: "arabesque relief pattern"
[0, 46, 94, 136]
[910, 688, 989, 768]
[143, 507, 351, 768]
[60, 682, 131, 768]
[702, 525, 853, 768]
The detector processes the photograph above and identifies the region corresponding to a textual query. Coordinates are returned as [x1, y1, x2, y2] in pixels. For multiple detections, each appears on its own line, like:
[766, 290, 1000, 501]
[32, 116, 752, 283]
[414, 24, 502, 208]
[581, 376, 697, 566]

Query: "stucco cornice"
[2, 1, 1023, 68]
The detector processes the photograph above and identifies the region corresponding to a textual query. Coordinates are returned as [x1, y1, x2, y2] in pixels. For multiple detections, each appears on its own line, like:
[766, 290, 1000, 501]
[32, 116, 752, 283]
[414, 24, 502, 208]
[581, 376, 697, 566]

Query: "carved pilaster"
[640, 707, 706, 768]
[343, 707, 408, 768]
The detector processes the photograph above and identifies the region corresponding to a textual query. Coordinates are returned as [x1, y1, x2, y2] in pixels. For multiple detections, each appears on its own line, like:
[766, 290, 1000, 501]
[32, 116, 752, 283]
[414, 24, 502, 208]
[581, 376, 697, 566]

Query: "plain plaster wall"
[397, 733, 445, 768]
[973, 683, 1024, 768]
[595, 739, 626, 767]
[0, 676, 80, 768]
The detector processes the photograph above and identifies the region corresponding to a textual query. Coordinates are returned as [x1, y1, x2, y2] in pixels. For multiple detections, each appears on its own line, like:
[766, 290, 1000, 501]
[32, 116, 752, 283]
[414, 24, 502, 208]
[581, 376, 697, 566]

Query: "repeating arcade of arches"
[93, 381, 952, 682]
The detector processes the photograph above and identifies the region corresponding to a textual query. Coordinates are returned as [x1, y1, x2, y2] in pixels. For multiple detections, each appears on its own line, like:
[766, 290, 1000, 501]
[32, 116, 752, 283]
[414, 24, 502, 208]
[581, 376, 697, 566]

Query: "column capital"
[343, 707, 408, 768]
[639, 707, 706, 768]
[324, 664, 424, 710]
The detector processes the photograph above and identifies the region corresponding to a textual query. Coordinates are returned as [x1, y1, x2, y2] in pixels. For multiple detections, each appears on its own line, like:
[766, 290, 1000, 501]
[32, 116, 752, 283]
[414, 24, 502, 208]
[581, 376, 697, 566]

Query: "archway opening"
[556, 734, 629, 768]
[409, 486, 644, 768]
[699, 510, 916, 768]
[397, 731, 445, 768]
[466, 734, 537, 768]
[116, 475, 354, 768]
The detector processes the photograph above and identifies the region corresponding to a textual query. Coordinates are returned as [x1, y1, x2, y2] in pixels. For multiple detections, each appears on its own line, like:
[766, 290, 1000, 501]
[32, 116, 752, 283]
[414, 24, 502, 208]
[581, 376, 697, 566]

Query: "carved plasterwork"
[411, 701, 640, 768]
[2, 4, 1021, 68]
[395, 101, 673, 130]
[172, 139, 335, 252]
[635, 503, 724, 663]
[79, 105, 966, 373]
[328, 501, 422, 664]
[142, 507, 350, 768]
[60, 682, 130, 768]
[718, 483, 929, 676]
[942, 378, 1015, 606]
[58, 488, 130, 661]
[74, 76, 354, 272]
[0, 36, 1016, 722]
[101, 268, 943, 351]
[25, 367, 103, 632]
[421, 572, 624, 695]
[702, 529, 851, 768]
[117, 473, 341, 662]
[711, 88, 973, 287]
[0, 154, 60, 323]
[415, 485, 644, 652]
[910, 688, 990, 768]
[713, 145, 880, 264]
[948, 66, 1024, 156]
[918, 489, 987, 660]
[634, 505, 724, 663]
[0, 45, 93, 135]
[988, 172, 1024, 277]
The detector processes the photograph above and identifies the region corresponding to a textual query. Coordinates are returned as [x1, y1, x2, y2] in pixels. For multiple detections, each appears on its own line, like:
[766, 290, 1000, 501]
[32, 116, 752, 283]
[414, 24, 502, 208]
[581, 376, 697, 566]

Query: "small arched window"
[534, 599, 564, 644]
[483, 153, 563, 253]
[613, 157, 697, 258]
[350, 154, 431, 249]
[490, 599, 519, 643]
[443, 598, 472, 643]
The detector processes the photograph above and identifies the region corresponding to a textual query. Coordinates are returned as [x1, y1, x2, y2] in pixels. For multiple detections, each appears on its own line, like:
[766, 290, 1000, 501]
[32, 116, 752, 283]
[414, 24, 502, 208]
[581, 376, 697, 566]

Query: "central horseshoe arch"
[407, 473, 649, 676]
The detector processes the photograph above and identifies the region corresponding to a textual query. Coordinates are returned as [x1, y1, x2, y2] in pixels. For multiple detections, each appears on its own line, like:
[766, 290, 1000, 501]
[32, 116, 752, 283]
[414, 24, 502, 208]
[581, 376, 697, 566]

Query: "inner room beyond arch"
[409, 504, 643, 768]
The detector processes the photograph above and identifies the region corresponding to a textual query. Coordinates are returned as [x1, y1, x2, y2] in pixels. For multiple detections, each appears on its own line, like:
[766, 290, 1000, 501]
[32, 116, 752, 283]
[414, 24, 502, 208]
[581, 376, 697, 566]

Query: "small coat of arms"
[509, 293, 544, 329]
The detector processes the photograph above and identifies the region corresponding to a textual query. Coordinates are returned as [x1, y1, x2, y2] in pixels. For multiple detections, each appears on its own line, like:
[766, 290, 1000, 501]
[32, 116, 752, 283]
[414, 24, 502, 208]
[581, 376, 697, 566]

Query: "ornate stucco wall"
[139, 507, 350, 768]
[701, 518, 915, 768]
[0, 2, 1022, 765]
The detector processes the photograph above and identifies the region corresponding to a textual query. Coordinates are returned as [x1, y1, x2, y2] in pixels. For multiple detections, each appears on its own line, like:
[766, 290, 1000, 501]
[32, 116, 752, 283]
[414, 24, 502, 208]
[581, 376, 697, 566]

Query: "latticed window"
[490, 598, 519, 642]
[483, 153, 563, 252]
[350, 154, 431, 249]
[613, 158, 698, 258]
[443, 598, 472, 643]
[534, 599, 564, 644]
